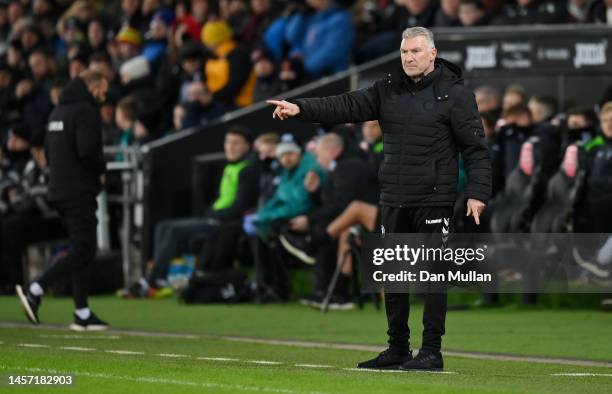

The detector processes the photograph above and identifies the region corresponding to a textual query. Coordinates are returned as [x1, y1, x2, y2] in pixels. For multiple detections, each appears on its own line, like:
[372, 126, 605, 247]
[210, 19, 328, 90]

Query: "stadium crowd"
[0, 0, 611, 307]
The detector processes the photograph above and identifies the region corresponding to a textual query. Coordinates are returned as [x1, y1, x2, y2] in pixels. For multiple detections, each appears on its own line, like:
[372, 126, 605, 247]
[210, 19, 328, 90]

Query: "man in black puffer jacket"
[268, 27, 491, 371]
[16, 70, 109, 332]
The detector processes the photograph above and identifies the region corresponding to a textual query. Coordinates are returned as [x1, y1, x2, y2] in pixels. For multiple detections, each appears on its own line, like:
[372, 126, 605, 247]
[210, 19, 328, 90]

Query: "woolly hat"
[201, 21, 232, 47]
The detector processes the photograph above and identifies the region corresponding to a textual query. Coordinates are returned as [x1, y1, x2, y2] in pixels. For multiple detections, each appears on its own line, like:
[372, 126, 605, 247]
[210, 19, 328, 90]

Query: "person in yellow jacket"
[201, 20, 256, 108]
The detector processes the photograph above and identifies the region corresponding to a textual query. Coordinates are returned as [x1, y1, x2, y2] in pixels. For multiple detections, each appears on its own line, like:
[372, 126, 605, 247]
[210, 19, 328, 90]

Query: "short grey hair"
[401, 27, 435, 49]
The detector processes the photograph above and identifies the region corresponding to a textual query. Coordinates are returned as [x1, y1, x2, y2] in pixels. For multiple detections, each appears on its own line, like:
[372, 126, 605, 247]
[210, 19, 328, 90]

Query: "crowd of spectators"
[1, 0, 611, 304]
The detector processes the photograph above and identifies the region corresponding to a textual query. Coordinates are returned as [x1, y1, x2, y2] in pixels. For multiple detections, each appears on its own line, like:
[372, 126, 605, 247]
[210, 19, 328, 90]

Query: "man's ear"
[431, 47, 437, 61]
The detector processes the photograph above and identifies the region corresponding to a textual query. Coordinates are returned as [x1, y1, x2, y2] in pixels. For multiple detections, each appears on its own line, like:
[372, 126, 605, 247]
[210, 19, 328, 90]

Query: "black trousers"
[37, 196, 98, 309]
[381, 205, 452, 352]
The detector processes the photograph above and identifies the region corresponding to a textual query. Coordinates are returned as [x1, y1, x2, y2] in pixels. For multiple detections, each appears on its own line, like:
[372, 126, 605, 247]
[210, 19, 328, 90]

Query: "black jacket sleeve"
[207, 164, 259, 222]
[293, 81, 381, 124]
[75, 105, 106, 175]
[450, 86, 492, 204]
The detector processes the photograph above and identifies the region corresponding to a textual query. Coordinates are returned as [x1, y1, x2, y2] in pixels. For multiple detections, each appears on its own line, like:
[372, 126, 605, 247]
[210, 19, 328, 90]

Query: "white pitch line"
[59, 346, 96, 352]
[552, 373, 612, 377]
[40, 334, 120, 340]
[248, 360, 283, 365]
[343, 368, 458, 375]
[17, 343, 50, 348]
[294, 364, 333, 369]
[197, 357, 239, 362]
[106, 350, 145, 355]
[0, 365, 326, 394]
[157, 353, 189, 358]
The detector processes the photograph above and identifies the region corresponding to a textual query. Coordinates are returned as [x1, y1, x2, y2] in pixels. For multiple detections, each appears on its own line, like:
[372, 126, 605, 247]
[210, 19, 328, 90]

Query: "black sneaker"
[279, 232, 315, 265]
[399, 349, 444, 371]
[357, 348, 413, 369]
[15, 285, 41, 325]
[69, 313, 109, 331]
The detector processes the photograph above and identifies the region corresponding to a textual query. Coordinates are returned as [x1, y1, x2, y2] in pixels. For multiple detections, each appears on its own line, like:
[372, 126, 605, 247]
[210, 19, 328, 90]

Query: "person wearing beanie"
[201, 20, 256, 109]
[142, 10, 173, 69]
[115, 26, 143, 63]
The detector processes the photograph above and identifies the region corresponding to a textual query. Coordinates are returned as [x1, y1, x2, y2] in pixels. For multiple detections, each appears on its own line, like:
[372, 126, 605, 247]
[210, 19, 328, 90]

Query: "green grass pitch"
[0, 296, 611, 393]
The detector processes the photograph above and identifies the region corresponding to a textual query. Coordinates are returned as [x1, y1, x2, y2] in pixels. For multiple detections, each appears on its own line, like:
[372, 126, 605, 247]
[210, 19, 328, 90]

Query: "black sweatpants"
[37, 196, 98, 309]
[381, 205, 452, 353]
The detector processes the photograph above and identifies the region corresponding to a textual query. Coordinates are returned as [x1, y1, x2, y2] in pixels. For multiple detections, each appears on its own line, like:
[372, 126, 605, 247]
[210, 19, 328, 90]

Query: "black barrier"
[140, 75, 351, 265]
[140, 25, 612, 269]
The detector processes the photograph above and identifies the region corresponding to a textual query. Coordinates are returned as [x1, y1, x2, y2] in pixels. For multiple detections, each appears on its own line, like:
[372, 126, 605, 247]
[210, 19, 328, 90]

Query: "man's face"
[88, 21, 105, 47]
[600, 110, 612, 139]
[89, 79, 109, 103]
[224, 133, 250, 162]
[279, 151, 301, 170]
[315, 142, 340, 169]
[362, 120, 382, 143]
[405, 0, 430, 15]
[475, 91, 499, 113]
[502, 91, 524, 111]
[567, 114, 588, 130]
[29, 53, 49, 80]
[181, 59, 199, 75]
[459, 4, 484, 26]
[400, 36, 436, 79]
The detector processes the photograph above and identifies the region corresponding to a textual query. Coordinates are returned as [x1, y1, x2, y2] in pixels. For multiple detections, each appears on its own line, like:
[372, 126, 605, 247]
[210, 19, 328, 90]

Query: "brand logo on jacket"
[48, 121, 64, 132]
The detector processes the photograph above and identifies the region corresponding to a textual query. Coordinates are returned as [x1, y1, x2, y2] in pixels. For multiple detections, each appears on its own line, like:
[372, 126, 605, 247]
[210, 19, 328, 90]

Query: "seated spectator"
[496, 103, 534, 179]
[142, 10, 173, 70]
[356, 0, 437, 63]
[201, 20, 256, 109]
[587, 0, 612, 24]
[112, 26, 143, 65]
[494, 0, 568, 25]
[182, 81, 227, 127]
[240, 0, 281, 46]
[115, 96, 140, 150]
[564, 105, 599, 150]
[87, 17, 109, 54]
[253, 132, 282, 204]
[568, 0, 593, 22]
[501, 84, 528, 114]
[458, 0, 490, 27]
[528, 95, 557, 124]
[124, 126, 259, 296]
[279, 133, 378, 309]
[359, 120, 384, 170]
[287, 0, 355, 78]
[435, 0, 461, 26]
[474, 84, 501, 121]
[248, 137, 323, 239]
[0, 128, 64, 294]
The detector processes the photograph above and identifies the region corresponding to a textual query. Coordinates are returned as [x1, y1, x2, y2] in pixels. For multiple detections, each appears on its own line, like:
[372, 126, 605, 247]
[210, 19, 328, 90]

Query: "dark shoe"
[357, 348, 413, 369]
[399, 349, 443, 371]
[15, 285, 41, 325]
[69, 313, 109, 331]
[279, 232, 315, 265]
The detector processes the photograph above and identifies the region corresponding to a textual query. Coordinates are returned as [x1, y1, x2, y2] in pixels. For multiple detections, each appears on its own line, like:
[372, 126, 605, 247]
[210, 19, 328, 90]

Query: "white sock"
[29, 282, 44, 297]
[75, 308, 91, 320]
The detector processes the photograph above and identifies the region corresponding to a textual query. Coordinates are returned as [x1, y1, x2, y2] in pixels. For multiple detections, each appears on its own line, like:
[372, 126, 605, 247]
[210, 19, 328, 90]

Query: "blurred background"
[0, 0, 611, 311]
